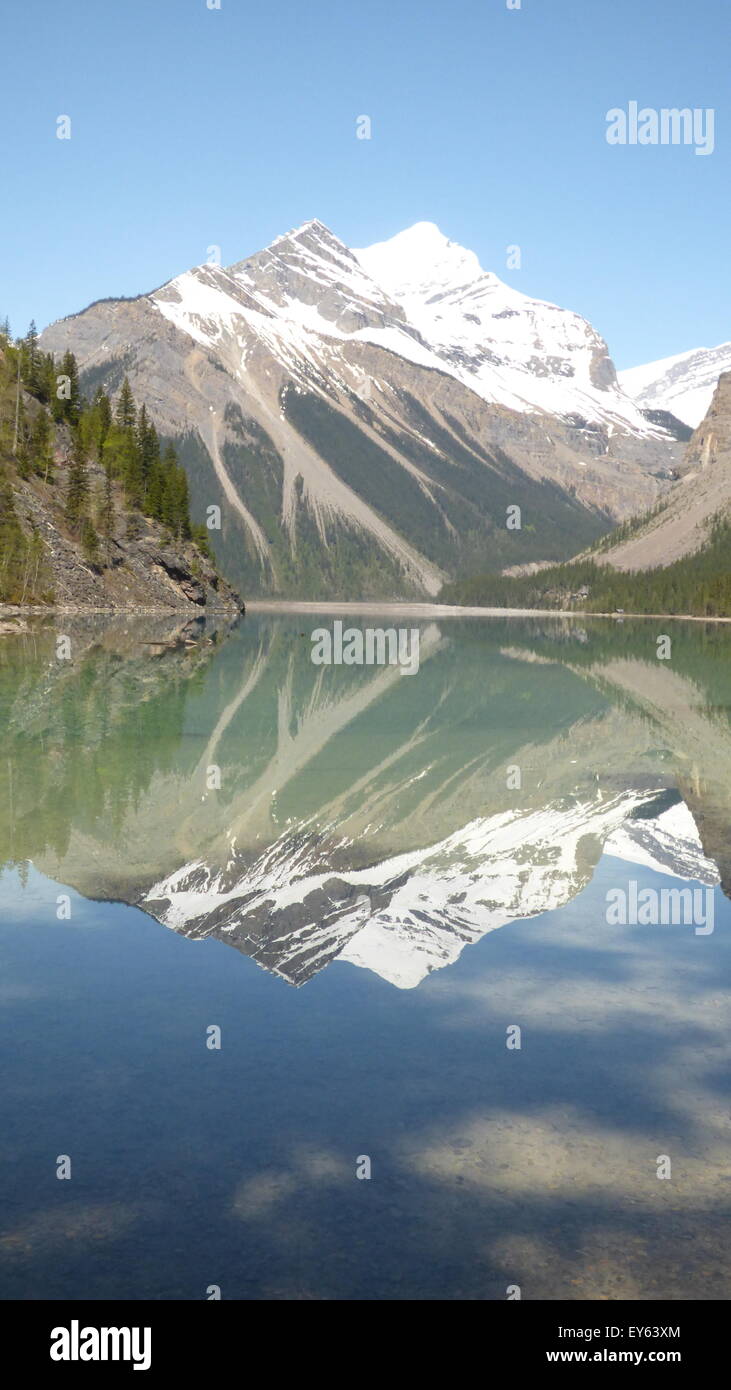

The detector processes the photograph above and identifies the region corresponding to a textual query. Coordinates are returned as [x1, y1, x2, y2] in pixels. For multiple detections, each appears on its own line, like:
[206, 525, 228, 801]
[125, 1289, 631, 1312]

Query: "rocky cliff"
[0, 342, 242, 613]
[9, 464, 240, 611]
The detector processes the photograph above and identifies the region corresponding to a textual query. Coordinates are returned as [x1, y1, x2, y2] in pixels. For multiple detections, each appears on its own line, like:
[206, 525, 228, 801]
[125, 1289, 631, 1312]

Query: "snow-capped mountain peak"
[619, 342, 731, 428]
[228, 218, 403, 325]
[142, 216, 675, 444]
[354, 221, 492, 303]
[272, 217, 332, 243]
[154, 218, 668, 437]
[355, 223, 663, 432]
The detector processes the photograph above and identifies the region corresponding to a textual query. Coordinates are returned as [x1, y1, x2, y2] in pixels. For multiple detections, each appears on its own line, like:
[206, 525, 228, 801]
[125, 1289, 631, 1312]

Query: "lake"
[0, 610, 729, 1300]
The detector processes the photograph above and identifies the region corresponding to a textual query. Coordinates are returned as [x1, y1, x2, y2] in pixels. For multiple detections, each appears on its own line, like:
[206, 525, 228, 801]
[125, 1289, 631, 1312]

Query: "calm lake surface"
[1, 611, 730, 1300]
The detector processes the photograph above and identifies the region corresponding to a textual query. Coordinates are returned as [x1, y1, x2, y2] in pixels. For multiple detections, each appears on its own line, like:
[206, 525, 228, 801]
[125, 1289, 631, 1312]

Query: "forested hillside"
[440, 514, 731, 616]
[0, 318, 237, 609]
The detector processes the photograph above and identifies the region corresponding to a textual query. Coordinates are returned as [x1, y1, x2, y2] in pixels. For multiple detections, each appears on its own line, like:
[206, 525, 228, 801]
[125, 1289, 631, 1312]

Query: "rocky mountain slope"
[8, 467, 239, 611]
[442, 370, 731, 613]
[39, 221, 682, 599]
[0, 343, 241, 612]
[595, 369, 731, 571]
[620, 342, 731, 429]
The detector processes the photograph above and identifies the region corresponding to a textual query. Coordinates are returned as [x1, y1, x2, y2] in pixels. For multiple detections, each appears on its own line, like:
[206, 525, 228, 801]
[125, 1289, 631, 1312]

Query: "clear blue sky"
[2, 0, 728, 367]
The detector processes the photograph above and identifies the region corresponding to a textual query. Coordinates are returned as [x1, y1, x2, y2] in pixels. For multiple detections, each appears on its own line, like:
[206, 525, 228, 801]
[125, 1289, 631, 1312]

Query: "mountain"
[355, 223, 660, 428]
[441, 370, 731, 613]
[38, 221, 681, 599]
[594, 368, 731, 571]
[619, 342, 731, 428]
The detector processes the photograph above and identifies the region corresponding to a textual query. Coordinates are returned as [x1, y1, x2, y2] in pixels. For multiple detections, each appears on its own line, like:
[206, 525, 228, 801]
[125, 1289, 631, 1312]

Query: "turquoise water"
[0, 613, 729, 1299]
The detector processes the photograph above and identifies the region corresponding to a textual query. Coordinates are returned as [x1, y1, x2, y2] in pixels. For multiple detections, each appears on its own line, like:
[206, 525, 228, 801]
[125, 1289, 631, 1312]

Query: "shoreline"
[2, 599, 730, 624]
[243, 600, 731, 623]
[0, 603, 242, 617]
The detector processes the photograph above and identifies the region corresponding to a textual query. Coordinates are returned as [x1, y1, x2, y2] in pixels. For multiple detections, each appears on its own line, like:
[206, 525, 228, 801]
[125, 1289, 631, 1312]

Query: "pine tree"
[23, 321, 42, 396]
[96, 467, 115, 566]
[0, 471, 26, 599]
[54, 351, 81, 424]
[30, 409, 54, 481]
[137, 406, 160, 501]
[146, 456, 165, 520]
[65, 436, 90, 531]
[121, 428, 143, 509]
[20, 529, 46, 603]
[93, 387, 112, 451]
[158, 444, 191, 539]
[38, 351, 56, 406]
[136, 402, 149, 453]
[191, 523, 212, 558]
[115, 377, 136, 431]
[176, 464, 191, 539]
[81, 516, 101, 568]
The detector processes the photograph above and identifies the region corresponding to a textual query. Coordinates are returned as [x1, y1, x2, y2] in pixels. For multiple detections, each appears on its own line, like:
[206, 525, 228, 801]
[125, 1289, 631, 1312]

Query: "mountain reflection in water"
[2, 611, 730, 987]
[2, 611, 731, 1302]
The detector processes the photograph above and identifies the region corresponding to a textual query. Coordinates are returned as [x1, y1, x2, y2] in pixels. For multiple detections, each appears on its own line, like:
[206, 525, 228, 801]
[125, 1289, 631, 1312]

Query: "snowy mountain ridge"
[153, 218, 666, 437]
[619, 342, 731, 428]
[354, 222, 659, 432]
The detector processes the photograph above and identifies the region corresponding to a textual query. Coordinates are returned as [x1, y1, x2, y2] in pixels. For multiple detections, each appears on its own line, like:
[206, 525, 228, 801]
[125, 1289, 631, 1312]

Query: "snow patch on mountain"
[354, 223, 664, 435]
[619, 343, 731, 428]
[354, 221, 488, 303]
[151, 246, 454, 390]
